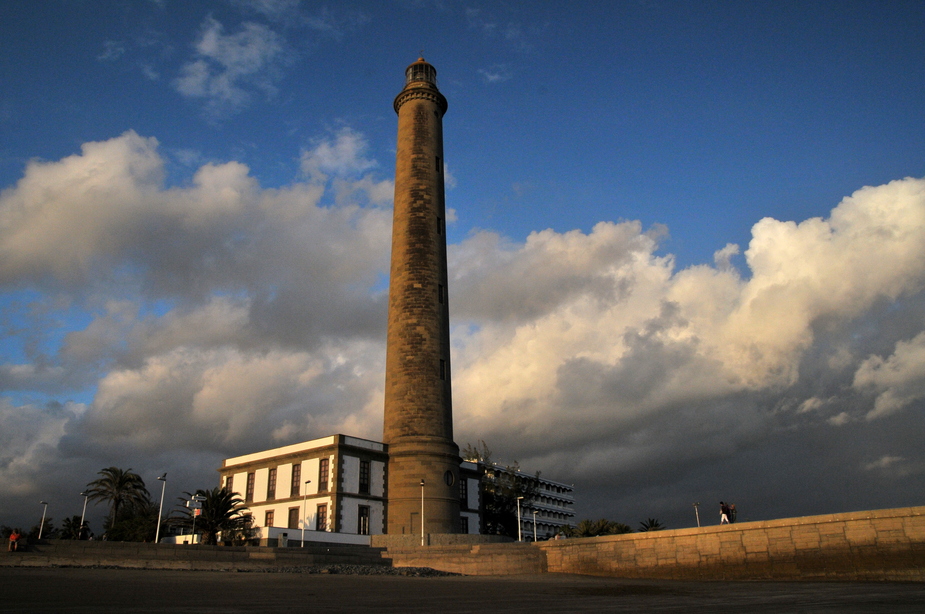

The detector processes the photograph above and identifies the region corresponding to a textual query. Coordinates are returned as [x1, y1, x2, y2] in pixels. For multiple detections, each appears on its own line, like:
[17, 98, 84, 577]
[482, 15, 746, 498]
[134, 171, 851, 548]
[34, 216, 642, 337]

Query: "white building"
[219, 435, 389, 545]
[219, 435, 573, 544]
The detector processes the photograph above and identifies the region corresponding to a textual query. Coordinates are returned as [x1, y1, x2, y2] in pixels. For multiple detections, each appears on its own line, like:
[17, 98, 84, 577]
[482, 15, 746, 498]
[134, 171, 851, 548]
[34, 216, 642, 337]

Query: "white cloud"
[97, 40, 125, 62]
[300, 128, 379, 183]
[865, 455, 903, 470]
[478, 64, 513, 84]
[2, 130, 925, 528]
[853, 331, 925, 420]
[174, 17, 287, 117]
[713, 243, 739, 270]
[449, 177, 925, 475]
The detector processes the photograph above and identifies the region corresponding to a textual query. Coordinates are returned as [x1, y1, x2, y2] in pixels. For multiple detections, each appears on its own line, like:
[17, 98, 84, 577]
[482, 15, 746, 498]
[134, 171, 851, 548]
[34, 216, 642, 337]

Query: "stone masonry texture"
[383, 59, 460, 536]
[379, 507, 925, 580]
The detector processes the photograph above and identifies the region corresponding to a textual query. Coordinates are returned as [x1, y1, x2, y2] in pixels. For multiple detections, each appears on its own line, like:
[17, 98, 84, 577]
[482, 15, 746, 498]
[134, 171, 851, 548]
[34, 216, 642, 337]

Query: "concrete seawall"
[0, 540, 390, 571]
[4, 507, 923, 580]
[383, 506, 925, 580]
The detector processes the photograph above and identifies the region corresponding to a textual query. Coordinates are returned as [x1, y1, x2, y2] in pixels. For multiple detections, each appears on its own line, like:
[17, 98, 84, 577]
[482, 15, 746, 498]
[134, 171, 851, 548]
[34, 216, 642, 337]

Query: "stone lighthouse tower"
[383, 58, 460, 535]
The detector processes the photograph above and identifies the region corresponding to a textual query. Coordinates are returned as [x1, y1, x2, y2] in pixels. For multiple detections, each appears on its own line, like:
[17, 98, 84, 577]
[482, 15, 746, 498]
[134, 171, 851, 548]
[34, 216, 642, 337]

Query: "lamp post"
[532, 510, 538, 542]
[301, 479, 311, 547]
[516, 496, 524, 542]
[693, 502, 701, 528]
[38, 501, 49, 539]
[154, 474, 167, 544]
[420, 478, 425, 547]
[79, 492, 89, 540]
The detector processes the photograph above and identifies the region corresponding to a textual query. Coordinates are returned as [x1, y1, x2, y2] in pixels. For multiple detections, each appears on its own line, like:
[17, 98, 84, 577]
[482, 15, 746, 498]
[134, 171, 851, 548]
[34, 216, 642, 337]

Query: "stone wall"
[6, 507, 923, 580]
[539, 506, 925, 580]
[383, 507, 925, 580]
[0, 540, 389, 571]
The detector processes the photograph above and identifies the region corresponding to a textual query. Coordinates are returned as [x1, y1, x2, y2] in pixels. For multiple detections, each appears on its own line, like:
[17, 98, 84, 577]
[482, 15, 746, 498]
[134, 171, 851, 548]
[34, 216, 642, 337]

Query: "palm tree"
[638, 518, 665, 532]
[60, 515, 91, 540]
[175, 487, 252, 546]
[564, 519, 633, 537]
[85, 467, 151, 526]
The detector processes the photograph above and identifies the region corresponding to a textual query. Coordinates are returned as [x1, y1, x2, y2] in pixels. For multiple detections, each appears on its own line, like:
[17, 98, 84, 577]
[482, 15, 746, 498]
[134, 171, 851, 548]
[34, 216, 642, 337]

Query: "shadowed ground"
[1, 568, 924, 613]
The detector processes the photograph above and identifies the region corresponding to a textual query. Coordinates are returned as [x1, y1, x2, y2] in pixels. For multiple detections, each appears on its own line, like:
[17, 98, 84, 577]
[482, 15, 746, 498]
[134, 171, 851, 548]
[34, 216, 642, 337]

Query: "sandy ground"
[2, 568, 925, 613]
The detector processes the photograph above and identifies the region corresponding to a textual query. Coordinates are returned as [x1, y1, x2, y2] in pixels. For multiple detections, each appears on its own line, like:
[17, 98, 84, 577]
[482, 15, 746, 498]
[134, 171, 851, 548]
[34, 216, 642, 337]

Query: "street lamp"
[516, 496, 524, 542]
[79, 492, 89, 540]
[154, 474, 167, 544]
[420, 478, 425, 547]
[301, 480, 311, 547]
[532, 510, 538, 542]
[693, 502, 701, 528]
[38, 501, 49, 539]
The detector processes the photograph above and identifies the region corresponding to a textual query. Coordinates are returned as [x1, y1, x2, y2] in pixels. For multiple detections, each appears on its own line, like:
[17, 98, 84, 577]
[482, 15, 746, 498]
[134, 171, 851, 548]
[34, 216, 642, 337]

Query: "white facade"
[220, 435, 573, 542]
[220, 435, 388, 544]
[459, 461, 482, 534]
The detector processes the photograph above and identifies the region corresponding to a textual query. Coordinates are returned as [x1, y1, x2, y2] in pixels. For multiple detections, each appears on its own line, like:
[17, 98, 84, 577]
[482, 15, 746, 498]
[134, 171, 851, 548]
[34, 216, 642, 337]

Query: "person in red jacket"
[8, 529, 21, 552]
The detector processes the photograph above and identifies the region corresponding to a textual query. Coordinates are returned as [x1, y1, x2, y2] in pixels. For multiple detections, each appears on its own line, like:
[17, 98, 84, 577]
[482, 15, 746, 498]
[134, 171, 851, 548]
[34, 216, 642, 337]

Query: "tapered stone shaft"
[383, 58, 460, 535]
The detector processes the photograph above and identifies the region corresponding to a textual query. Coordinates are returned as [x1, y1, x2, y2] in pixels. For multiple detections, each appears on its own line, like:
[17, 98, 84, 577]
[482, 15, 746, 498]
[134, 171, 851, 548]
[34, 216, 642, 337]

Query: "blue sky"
[1, 0, 924, 532]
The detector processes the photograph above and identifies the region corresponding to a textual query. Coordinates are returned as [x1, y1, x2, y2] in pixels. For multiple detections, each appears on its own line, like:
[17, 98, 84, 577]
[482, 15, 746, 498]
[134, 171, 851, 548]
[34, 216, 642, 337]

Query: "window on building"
[436, 156, 441, 171]
[460, 517, 469, 534]
[440, 359, 446, 380]
[437, 217, 442, 235]
[288, 507, 299, 530]
[438, 284, 444, 304]
[459, 478, 468, 507]
[316, 504, 328, 531]
[265, 510, 275, 527]
[359, 460, 370, 495]
[224, 476, 233, 492]
[357, 505, 370, 535]
[318, 458, 329, 492]
[291, 463, 301, 497]
[245, 472, 255, 502]
[267, 467, 277, 501]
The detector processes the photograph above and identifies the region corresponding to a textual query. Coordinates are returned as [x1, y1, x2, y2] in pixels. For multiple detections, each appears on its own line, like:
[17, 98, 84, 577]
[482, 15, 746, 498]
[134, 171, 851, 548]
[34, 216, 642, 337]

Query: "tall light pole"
[79, 492, 89, 540]
[516, 496, 524, 542]
[301, 479, 311, 547]
[420, 478, 425, 547]
[155, 474, 167, 544]
[693, 502, 701, 528]
[532, 510, 538, 542]
[38, 501, 48, 539]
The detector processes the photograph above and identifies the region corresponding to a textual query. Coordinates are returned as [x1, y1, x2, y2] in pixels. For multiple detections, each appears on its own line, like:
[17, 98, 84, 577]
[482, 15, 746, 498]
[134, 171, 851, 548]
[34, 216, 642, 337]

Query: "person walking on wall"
[720, 502, 730, 524]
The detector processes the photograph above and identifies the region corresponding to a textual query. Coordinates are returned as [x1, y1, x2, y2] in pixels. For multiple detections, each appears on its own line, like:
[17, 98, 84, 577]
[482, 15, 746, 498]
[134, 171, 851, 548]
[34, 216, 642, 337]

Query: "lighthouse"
[382, 58, 460, 536]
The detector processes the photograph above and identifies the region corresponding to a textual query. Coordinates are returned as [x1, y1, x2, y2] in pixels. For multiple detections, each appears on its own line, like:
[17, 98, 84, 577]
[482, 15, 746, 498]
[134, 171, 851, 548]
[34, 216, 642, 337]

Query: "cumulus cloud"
[175, 17, 287, 117]
[1, 131, 924, 528]
[0, 130, 393, 523]
[300, 128, 379, 183]
[853, 331, 925, 420]
[449, 177, 925, 507]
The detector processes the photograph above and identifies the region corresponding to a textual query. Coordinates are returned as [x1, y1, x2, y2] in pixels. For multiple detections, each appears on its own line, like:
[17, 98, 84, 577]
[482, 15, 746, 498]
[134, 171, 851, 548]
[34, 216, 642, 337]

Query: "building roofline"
[222, 434, 385, 468]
